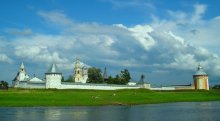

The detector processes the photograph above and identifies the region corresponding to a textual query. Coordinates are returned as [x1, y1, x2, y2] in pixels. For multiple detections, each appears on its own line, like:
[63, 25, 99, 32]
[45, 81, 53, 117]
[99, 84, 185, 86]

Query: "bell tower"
[17, 62, 28, 81]
[74, 59, 82, 82]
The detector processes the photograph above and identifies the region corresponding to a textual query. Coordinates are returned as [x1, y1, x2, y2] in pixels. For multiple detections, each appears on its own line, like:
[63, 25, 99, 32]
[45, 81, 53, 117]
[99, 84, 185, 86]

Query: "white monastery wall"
[60, 83, 141, 90]
[150, 87, 175, 91]
[15, 82, 45, 89]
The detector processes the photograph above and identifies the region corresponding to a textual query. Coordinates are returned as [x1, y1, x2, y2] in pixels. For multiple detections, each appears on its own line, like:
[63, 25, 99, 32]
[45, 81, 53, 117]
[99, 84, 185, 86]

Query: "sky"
[0, 0, 220, 86]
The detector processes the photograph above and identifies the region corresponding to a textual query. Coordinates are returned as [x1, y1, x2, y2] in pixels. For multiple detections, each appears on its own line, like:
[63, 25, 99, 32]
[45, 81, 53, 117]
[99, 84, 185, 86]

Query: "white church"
[12, 59, 148, 90]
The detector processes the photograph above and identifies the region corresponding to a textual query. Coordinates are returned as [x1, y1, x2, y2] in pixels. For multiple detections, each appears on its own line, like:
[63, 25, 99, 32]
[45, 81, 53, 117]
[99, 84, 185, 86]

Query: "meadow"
[0, 88, 219, 107]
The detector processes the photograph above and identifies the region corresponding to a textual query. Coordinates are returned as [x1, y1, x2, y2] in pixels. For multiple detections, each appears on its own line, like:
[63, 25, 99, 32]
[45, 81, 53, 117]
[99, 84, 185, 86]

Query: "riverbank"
[0, 88, 219, 106]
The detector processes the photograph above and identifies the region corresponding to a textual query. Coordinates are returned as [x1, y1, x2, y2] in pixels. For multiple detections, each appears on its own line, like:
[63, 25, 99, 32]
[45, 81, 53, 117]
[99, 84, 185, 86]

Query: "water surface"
[0, 101, 220, 121]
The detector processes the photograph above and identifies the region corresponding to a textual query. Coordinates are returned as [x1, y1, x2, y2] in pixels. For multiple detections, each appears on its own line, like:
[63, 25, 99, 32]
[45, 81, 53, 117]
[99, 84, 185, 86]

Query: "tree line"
[62, 67, 131, 85]
[87, 67, 131, 85]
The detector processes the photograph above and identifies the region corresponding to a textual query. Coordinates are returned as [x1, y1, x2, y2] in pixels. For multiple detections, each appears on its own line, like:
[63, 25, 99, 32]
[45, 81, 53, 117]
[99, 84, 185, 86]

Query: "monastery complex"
[12, 59, 209, 90]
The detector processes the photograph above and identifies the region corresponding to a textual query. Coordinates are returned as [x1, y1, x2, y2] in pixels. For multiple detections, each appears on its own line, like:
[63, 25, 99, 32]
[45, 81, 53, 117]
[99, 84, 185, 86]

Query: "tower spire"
[103, 67, 108, 82]
[19, 62, 25, 73]
[20, 62, 24, 69]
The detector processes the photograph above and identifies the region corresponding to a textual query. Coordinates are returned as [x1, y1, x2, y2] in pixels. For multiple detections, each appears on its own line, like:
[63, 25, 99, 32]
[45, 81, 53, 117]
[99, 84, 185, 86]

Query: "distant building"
[15, 62, 29, 81]
[136, 74, 151, 88]
[12, 62, 146, 90]
[12, 62, 30, 87]
[74, 59, 88, 83]
[12, 63, 45, 88]
[193, 64, 209, 90]
[103, 67, 108, 82]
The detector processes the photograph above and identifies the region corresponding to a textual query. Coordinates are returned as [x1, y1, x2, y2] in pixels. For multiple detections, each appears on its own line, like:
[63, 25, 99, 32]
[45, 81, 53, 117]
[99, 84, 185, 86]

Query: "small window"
[77, 70, 79, 74]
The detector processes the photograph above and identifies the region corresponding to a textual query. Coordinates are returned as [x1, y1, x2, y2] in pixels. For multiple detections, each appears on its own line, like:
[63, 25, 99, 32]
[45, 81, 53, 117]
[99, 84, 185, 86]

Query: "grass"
[0, 88, 219, 107]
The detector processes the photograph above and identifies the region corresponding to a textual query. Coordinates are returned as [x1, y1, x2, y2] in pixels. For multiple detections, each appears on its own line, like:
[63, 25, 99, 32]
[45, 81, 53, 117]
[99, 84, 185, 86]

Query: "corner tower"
[193, 64, 209, 90]
[45, 64, 62, 89]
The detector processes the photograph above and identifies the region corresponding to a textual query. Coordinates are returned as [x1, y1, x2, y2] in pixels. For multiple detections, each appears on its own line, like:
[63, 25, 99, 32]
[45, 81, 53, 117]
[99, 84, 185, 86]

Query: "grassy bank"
[0, 88, 219, 107]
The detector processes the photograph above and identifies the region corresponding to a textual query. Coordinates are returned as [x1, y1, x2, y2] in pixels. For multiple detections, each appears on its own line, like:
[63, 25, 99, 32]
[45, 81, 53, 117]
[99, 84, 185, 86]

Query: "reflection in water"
[44, 108, 61, 121]
[0, 101, 220, 121]
[72, 110, 88, 121]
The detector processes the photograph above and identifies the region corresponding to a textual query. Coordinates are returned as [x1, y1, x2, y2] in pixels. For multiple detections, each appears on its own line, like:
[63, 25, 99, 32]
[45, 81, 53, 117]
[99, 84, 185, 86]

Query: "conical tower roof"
[103, 67, 108, 79]
[46, 64, 61, 74]
[137, 74, 146, 84]
[20, 62, 25, 69]
[19, 62, 26, 73]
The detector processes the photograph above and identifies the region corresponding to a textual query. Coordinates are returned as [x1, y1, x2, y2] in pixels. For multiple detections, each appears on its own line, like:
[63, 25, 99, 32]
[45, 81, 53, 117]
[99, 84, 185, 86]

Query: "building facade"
[74, 59, 88, 83]
[193, 64, 209, 90]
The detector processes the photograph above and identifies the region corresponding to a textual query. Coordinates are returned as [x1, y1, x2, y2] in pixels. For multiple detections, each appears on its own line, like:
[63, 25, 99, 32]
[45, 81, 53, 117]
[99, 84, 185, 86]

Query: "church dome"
[194, 64, 207, 76]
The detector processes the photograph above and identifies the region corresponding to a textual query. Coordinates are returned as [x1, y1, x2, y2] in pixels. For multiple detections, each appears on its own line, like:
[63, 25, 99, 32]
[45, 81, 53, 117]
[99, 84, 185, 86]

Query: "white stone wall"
[14, 81, 45, 89]
[45, 74, 62, 89]
[150, 87, 175, 91]
[60, 83, 141, 90]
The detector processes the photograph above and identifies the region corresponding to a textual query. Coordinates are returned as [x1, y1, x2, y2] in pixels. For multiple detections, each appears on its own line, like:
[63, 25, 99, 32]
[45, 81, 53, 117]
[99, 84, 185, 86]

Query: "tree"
[212, 85, 220, 89]
[65, 75, 74, 82]
[106, 69, 131, 85]
[107, 75, 114, 84]
[119, 69, 131, 84]
[61, 76, 65, 82]
[0, 80, 8, 89]
[87, 67, 103, 83]
[114, 74, 121, 84]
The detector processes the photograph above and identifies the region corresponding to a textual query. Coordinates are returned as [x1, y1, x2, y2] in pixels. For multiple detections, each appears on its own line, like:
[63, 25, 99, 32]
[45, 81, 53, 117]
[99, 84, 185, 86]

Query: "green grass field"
[0, 88, 219, 107]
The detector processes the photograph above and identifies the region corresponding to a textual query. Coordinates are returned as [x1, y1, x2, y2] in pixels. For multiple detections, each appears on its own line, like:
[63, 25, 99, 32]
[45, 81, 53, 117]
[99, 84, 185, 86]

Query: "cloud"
[5, 28, 32, 36]
[1, 3, 220, 85]
[192, 4, 207, 22]
[18, 9, 220, 78]
[38, 11, 131, 36]
[15, 45, 69, 63]
[38, 11, 73, 27]
[128, 25, 155, 51]
[0, 54, 13, 63]
[103, 0, 155, 10]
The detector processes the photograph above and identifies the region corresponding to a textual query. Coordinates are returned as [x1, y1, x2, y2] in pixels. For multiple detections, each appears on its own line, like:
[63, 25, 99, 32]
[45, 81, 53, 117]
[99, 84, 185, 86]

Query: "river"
[0, 101, 220, 121]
